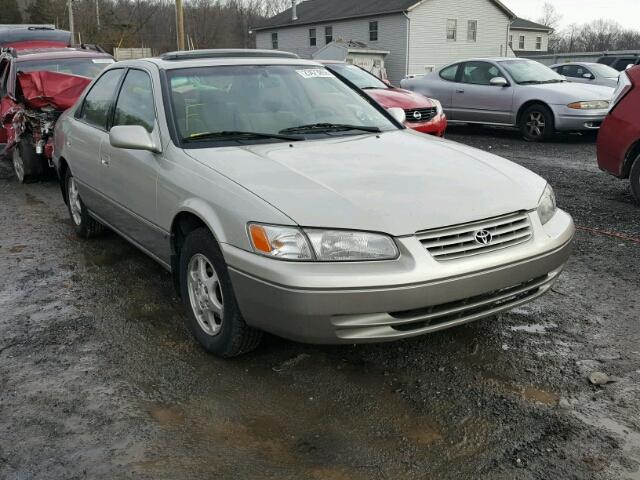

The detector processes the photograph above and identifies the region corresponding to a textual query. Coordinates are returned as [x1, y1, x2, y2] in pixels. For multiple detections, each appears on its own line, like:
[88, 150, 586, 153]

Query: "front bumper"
[552, 105, 609, 131]
[224, 209, 574, 344]
[406, 114, 447, 137]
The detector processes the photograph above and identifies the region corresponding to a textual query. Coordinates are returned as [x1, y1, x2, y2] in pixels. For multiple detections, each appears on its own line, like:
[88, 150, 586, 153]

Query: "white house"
[509, 18, 553, 55]
[254, 0, 516, 84]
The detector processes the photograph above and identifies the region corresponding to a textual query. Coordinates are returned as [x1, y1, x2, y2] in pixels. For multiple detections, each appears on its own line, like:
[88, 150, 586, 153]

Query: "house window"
[271, 32, 278, 49]
[509, 35, 513, 47]
[325, 26, 333, 44]
[536, 36, 542, 50]
[309, 28, 316, 46]
[467, 20, 477, 42]
[446, 19, 457, 41]
[369, 21, 378, 41]
[519, 35, 525, 49]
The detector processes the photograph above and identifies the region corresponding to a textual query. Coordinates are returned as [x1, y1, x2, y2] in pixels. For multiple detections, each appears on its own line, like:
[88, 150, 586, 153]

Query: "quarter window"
[519, 35, 525, 49]
[309, 28, 316, 46]
[467, 20, 477, 42]
[439, 63, 459, 81]
[446, 19, 457, 41]
[325, 26, 333, 44]
[271, 32, 278, 49]
[113, 69, 156, 133]
[79, 68, 125, 129]
[369, 21, 378, 42]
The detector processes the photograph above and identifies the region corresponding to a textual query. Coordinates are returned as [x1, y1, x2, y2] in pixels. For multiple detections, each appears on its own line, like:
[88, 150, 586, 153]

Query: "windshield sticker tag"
[92, 58, 115, 64]
[296, 69, 334, 79]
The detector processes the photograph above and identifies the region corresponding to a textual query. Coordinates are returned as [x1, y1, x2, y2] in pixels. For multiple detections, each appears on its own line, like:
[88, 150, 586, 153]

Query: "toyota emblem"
[474, 230, 493, 245]
[413, 110, 422, 121]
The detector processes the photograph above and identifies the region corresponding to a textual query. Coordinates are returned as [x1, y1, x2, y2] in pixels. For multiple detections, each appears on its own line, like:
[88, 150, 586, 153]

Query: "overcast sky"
[501, 0, 640, 31]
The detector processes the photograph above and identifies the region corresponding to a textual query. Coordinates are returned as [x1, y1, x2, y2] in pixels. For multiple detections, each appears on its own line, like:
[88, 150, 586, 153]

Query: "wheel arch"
[516, 100, 555, 127]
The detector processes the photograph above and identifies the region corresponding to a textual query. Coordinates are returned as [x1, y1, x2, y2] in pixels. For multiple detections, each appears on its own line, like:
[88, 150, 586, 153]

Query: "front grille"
[388, 274, 550, 332]
[404, 107, 437, 123]
[417, 211, 532, 261]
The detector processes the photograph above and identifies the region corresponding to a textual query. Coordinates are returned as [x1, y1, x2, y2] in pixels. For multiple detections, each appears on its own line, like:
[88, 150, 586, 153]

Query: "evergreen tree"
[0, 0, 22, 24]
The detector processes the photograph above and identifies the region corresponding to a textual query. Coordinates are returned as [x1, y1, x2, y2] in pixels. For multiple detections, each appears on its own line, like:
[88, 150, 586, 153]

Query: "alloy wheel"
[526, 111, 546, 138]
[12, 147, 24, 183]
[68, 177, 83, 226]
[187, 253, 224, 336]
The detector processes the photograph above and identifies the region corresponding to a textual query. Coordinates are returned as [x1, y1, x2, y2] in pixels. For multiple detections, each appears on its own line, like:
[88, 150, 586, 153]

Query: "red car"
[597, 66, 640, 203]
[322, 62, 447, 137]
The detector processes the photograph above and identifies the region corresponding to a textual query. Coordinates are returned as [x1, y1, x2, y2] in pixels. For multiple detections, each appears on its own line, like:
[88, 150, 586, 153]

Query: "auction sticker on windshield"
[296, 69, 334, 79]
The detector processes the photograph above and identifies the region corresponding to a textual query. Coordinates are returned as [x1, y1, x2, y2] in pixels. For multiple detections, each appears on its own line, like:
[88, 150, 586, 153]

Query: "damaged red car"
[0, 45, 114, 182]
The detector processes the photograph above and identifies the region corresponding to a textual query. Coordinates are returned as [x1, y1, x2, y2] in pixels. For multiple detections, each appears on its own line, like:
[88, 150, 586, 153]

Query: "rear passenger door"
[99, 68, 165, 258]
[68, 68, 125, 212]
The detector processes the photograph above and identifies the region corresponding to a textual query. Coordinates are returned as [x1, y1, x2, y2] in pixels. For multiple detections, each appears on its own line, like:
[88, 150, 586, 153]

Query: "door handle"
[456, 89, 465, 93]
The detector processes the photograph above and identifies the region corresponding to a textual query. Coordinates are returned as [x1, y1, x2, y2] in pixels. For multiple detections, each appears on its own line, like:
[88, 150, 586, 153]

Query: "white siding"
[255, 14, 408, 84]
[407, 0, 511, 75]
[510, 29, 549, 53]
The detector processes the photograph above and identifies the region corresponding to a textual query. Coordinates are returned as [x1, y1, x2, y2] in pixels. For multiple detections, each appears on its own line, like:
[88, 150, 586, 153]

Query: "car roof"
[122, 55, 323, 71]
[550, 62, 600, 67]
[14, 48, 113, 61]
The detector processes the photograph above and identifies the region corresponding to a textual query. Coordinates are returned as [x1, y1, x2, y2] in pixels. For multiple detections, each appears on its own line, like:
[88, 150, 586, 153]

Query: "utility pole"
[175, 0, 185, 51]
[68, 0, 75, 43]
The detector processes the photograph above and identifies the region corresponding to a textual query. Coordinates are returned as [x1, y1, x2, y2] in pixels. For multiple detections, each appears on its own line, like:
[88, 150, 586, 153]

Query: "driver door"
[452, 61, 514, 125]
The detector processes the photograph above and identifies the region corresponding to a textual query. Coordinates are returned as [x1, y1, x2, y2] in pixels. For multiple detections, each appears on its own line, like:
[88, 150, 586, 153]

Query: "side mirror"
[109, 125, 161, 153]
[583, 73, 594, 79]
[490, 76, 508, 87]
[387, 107, 406, 124]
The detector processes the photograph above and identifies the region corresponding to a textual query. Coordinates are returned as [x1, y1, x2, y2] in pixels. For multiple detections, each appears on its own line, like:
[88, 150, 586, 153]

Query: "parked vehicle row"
[401, 58, 614, 141]
[50, 49, 574, 357]
[550, 62, 620, 88]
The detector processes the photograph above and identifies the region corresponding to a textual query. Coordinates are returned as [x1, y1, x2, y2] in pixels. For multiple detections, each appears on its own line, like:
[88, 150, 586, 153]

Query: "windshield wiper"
[182, 131, 301, 143]
[518, 80, 545, 85]
[279, 123, 382, 134]
[361, 86, 385, 90]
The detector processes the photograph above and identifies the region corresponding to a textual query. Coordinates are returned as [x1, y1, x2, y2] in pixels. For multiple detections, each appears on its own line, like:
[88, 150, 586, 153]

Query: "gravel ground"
[1, 126, 639, 480]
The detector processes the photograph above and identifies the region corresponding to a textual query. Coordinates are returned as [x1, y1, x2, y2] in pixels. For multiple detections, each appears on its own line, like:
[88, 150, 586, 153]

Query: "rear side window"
[79, 69, 125, 129]
[440, 64, 459, 81]
[113, 69, 156, 133]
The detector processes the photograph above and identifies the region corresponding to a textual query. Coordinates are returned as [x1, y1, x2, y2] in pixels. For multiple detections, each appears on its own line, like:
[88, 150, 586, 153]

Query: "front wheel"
[65, 169, 105, 238]
[630, 156, 640, 205]
[12, 136, 43, 183]
[179, 228, 262, 357]
[520, 104, 555, 142]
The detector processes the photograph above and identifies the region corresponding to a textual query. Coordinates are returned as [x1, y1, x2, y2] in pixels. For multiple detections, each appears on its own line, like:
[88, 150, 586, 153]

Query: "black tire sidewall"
[521, 105, 554, 142]
[179, 228, 255, 357]
[14, 136, 43, 183]
[630, 156, 640, 205]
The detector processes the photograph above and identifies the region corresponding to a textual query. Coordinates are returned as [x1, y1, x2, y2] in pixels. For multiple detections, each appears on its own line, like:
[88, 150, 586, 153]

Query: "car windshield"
[18, 57, 115, 78]
[327, 64, 389, 90]
[588, 63, 620, 78]
[499, 59, 565, 85]
[167, 64, 397, 144]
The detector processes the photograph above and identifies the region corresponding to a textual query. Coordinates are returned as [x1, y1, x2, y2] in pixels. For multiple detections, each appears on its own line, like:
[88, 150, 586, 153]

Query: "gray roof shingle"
[255, 0, 514, 31]
[510, 18, 553, 31]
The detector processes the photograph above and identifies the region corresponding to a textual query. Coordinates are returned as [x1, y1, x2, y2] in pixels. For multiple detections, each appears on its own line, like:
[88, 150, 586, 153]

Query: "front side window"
[309, 28, 316, 46]
[536, 36, 542, 50]
[467, 20, 477, 42]
[113, 69, 155, 133]
[325, 26, 333, 44]
[440, 63, 459, 82]
[461, 61, 500, 85]
[79, 68, 125, 129]
[519, 35, 525, 49]
[446, 19, 457, 41]
[166, 65, 397, 145]
[271, 32, 278, 49]
[369, 21, 378, 42]
[17, 57, 115, 78]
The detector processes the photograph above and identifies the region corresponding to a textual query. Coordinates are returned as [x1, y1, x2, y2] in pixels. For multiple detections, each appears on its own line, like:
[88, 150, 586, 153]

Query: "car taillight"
[609, 72, 633, 112]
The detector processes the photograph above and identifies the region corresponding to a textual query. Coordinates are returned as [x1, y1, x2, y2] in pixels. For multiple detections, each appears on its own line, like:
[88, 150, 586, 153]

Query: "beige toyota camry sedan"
[53, 50, 575, 357]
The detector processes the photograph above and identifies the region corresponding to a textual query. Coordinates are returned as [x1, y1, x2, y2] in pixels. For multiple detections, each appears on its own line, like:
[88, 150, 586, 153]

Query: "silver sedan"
[401, 58, 614, 141]
[550, 62, 620, 88]
[53, 51, 575, 357]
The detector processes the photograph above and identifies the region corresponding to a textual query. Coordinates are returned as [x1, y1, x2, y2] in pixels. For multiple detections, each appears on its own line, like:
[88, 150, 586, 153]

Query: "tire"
[179, 228, 262, 358]
[12, 135, 44, 183]
[520, 104, 555, 142]
[630, 156, 640, 205]
[64, 169, 105, 238]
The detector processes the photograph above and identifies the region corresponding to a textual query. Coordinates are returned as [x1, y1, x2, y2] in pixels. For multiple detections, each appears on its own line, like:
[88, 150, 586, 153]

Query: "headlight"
[248, 224, 398, 261]
[537, 184, 557, 225]
[305, 229, 398, 261]
[432, 99, 443, 116]
[567, 100, 609, 110]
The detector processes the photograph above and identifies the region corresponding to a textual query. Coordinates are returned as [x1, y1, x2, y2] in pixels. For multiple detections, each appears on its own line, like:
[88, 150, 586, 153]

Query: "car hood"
[366, 88, 435, 109]
[525, 81, 614, 102]
[185, 131, 547, 236]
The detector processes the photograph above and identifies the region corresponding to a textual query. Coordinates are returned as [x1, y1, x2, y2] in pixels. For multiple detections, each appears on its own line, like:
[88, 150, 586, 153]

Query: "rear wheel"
[179, 228, 262, 357]
[12, 135, 43, 183]
[65, 169, 105, 238]
[630, 156, 640, 205]
[520, 104, 554, 142]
